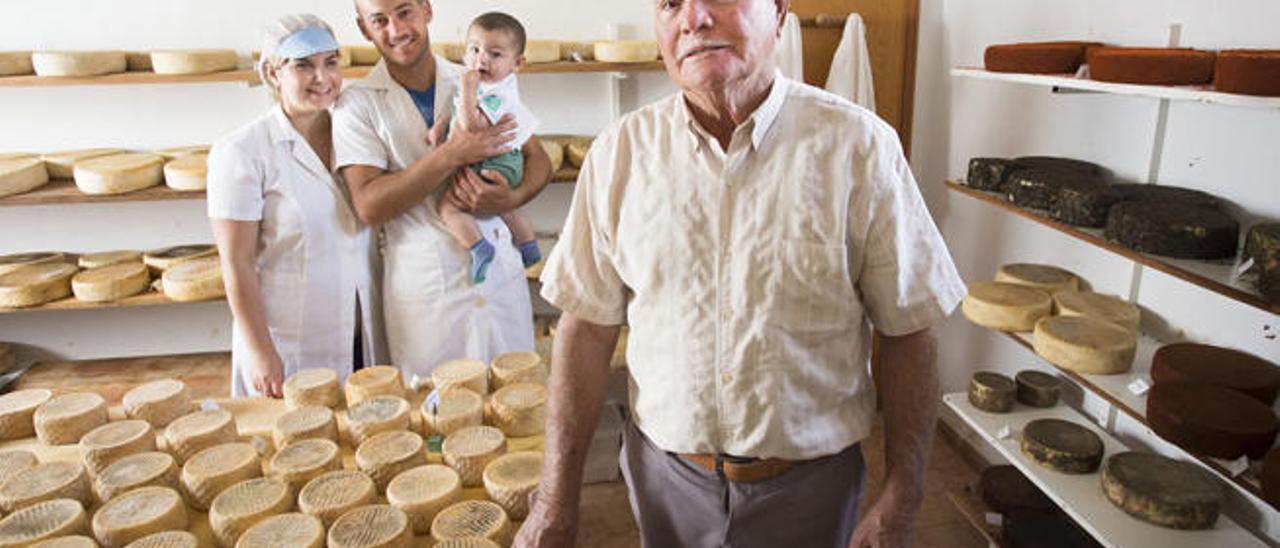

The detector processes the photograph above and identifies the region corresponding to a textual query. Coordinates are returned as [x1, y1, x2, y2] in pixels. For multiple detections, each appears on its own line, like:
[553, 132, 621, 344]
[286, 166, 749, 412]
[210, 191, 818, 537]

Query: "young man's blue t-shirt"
[406, 85, 436, 128]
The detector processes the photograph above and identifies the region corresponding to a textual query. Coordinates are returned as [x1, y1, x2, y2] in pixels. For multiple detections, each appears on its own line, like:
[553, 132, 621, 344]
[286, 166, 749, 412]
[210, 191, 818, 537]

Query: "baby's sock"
[469, 239, 496, 284]
[517, 240, 542, 268]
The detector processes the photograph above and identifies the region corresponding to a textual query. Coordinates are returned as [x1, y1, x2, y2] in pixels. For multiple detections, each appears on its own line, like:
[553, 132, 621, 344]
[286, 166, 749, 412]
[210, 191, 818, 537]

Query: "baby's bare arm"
[457, 70, 492, 133]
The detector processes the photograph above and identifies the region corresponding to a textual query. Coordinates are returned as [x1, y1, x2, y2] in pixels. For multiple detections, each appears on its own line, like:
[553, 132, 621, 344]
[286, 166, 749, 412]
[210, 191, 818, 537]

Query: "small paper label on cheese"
[984, 512, 1003, 527]
[1214, 455, 1251, 477]
[425, 389, 441, 415]
[996, 425, 1012, 440]
[1234, 257, 1255, 280]
[1127, 378, 1151, 396]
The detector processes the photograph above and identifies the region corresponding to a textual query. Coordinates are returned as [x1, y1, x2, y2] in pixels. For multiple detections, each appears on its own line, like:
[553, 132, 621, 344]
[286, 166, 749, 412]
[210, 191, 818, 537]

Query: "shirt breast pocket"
[770, 240, 857, 332]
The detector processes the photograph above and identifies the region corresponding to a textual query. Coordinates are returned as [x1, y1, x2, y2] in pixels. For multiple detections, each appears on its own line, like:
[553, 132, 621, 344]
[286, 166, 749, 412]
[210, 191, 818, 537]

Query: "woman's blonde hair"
[257, 13, 338, 100]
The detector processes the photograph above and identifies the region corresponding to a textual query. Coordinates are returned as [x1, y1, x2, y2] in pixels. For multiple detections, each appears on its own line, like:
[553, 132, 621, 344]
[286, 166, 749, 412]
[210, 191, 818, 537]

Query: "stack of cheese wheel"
[1052, 290, 1141, 333]
[161, 256, 224, 302]
[297, 470, 378, 527]
[268, 438, 341, 493]
[0, 461, 91, 513]
[385, 464, 463, 535]
[433, 359, 489, 395]
[73, 153, 165, 195]
[0, 51, 34, 76]
[491, 351, 545, 389]
[0, 252, 66, 275]
[31, 535, 98, 548]
[525, 41, 561, 64]
[344, 365, 404, 406]
[0, 499, 89, 546]
[91, 486, 187, 547]
[422, 389, 484, 437]
[1033, 315, 1136, 374]
[34, 392, 108, 445]
[961, 281, 1052, 332]
[284, 368, 341, 409]
[431, 500, 511, 546]
[71, 261, 150, 302]
[994, 263, 1080, 295]
[345, 396, 410, 447]
[162, 154, 207, 191]
[355, 430, 425, 490]
[483, 451, 542, 519]
[1150, 342, 1280, 404]
[123, 379, 193, 428]
[565, 137, 592, 169]
[0, 156, 49, 198]
[93, 451, 179, 503]
[442, 426, 507, 487]
[273, 406, 337, 448]
[327, 505, 412, 548]
[142, 245, 216, 275]
[163, 408, 237, 464]
[78, 420, 156, 476]
[0, 262, 79, 308]
[155, 145, 209, 160]
[1147, 382, 1279, 459]
[593, 41, 659, 63]
[42, 149, 124, 180]
[208, 478, 292, 548]
[490, 383, 547, 437]
[149, 50, 238, 75]
[236, 513, 325, 548]
[0, 449, 38, 485]
[123, 531, 198, 548]
[180, 442, 262, 511]
[0, 388, 53, 440]
[32, 51, 127, 76]
[78, 250, 142, 270]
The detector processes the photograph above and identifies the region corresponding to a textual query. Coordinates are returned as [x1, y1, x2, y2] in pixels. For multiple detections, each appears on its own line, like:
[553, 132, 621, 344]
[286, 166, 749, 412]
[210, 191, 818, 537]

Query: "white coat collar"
[348, 53, 461, 134]
[267, 106, 333, 180]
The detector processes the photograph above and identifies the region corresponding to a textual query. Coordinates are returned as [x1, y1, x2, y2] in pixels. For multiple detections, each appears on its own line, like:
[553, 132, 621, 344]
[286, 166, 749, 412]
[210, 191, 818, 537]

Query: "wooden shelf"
[0, 290, 224, 315]
[946, 487, 1005, 548]
[551, 167, 580, 183]
[942, 393, 1267, 548]
[0, 179, 203, 207]
[952, 67, 1280, 110]
[944, 180, 1279, 315]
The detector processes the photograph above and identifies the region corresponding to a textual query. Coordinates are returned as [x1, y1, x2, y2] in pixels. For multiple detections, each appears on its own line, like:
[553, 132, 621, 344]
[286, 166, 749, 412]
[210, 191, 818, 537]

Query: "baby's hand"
[462, 70, 481, 92]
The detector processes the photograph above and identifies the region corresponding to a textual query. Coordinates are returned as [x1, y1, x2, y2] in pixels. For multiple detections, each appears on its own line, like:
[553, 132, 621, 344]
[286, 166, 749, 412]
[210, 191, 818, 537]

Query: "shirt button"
[476, 296, 487, 308]
[722, 372, 733, 384]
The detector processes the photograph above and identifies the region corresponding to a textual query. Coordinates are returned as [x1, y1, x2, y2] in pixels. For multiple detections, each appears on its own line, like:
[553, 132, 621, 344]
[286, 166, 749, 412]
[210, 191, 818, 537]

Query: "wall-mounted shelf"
[951, 67, 1280, 110]
[0, 291, 225, 315]
[944, 181, 1278, 315]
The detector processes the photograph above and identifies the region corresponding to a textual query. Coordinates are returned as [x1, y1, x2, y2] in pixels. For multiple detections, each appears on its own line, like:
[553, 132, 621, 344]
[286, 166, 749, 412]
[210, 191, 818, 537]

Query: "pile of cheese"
[0, 146, 210, 199]
[431, 39, 659, 64]
[0, 245, 222, 308]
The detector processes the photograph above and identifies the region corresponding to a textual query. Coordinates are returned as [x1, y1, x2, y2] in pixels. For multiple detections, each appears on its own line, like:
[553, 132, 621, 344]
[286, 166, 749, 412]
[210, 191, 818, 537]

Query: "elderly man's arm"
[514, 313, 621, 547]
[849, 327, 939, 548]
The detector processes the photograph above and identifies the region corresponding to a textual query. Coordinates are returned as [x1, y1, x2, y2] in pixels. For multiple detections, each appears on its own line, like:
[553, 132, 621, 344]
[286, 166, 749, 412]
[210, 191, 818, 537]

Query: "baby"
[431, 11, 541, 284]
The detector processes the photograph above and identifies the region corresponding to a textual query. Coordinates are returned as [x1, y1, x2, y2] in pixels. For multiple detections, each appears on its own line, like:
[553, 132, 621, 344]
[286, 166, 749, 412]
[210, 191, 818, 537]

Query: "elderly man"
[334, 0, 552, 377]
[517, 0, 964, 547]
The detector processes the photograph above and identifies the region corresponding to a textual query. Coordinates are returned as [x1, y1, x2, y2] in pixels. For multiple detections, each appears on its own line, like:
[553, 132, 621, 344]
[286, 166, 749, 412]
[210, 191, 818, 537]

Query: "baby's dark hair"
[471, 11, 527, 54]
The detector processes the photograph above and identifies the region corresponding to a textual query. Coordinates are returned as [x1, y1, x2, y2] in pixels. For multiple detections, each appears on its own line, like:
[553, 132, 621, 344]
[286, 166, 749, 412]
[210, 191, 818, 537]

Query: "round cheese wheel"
[994, 263, 1080, 295]
[297, 470, 377, 528]
[490, 351, 545, 390]
[35, 393, 108, 446]
[0, 252, 66, 277]
[593, 41, 659, 63]
[149, 50, 237, 75]
[1151, 342, 1280, 405]
[41, 150, 125, 180]
[967, 372, 1015, 413]
[283, 369, 340, 410]
[0, 157, 50, 198]
[73, 153, 164, 195]
[430, 500, 511, 546]
[0, 499, 89, 546]
[208, 478, 292, 548]
[0, 263, 79, 309]
[180, 442, 261, 511]
[122, 531, 197, 548]
[432, 360, 488, 395]
[1052, 290, 1141, 333]
[78, 420, 156, 476]
[345, 396, 410, 447]
[30, 535, 98, 548]
[77, 251, 142, 270]
[1014, 370, 1061, 408]
[91, 486, 186, 548]
[435, 539, 502, 548]
[350, 46, 380, 66]
[32, 51, 127, 77]
[385, 465, 462, 535]
[1020, 418, 1103, 474]
[0, 449, 39, 486]
[431, 42, 465, 63]
[1032, 316, 1136, 375]
[565, 137, 592, 169]
[540, 140, 564, 174]
[524, 41, 561, 64]
[160, 257, 223, 302]
[0, 51, 33, 76]
[1147, 382, 1279, 460]
[354, 430, 425, 490]
[483, 451, 542, 520]
[1100, 451, 1220, 530]
[442, 426, 506, 487]
[961, 282, 1052, 332]
[490, 383, 547, 437]
[71, 262, 149, 303]
[344, 366, 404, 407]
[0, 462, 90, 513]
[122, 380, 192, 429]
[93, 452, 178, 504]
[272, 406, 336, 449]
[422, 389, 483, 437]
[0, 389, 54, 440]
[153, 146, 209, 161]
[327, 505, 412, 548]
[267, 439, 341, 493]
[163, 409, 237, 464]
[141, 245, 216, 274]
[161, 155, 206, 191]
[234, 513, 324, 548]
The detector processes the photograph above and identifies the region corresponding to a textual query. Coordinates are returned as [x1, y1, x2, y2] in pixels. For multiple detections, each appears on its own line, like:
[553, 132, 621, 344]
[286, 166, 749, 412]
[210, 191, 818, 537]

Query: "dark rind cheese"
[1011, 156, 1103, 177]
[979, 465, 1056, 515]
[967, 157, 1022, 191]
[1100, 452, 1221, 530]
[1104, 201, 1239, 260]
[1005, 169, 1102, 210]
[1015, 370, 1061, 408]
[1244, 223, 1280, 266]
[984, 42, 1098, 74]
[1263, 448, 1280, 509]
[1109, 184, 1220, 208]
[1214, 50, 1280, 97]
[1147, 382, 1279, 460]
[969, 372, 1016, 413]
[1047, 178, 1117, 227]
[1261, 268, 1280, 305]
[1151, 342, 1280, 405]
[1020, 418, 1104, 474]
[1088, 47, 1217, 85]
[1002, 508, 1102, 548]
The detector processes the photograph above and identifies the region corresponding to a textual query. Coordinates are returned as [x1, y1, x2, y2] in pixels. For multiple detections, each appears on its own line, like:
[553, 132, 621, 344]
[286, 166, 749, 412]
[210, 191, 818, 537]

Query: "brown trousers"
[620, 419, 866, 548]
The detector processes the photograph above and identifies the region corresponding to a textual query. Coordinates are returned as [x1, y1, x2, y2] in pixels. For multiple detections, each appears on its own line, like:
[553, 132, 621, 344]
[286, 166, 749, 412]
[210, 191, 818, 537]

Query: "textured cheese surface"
[297, 470, 377, 528]
[148, 50, 238, 75]
[491, 383, 547, 437]
[94, 452, 178, 503]
[123, 380, 191, 429]
[180, 442, 261, 511]
[0, 157, 50, 198]
[0, 461, 90, 513]
[141, 245, 216, 273]
[386, 464, 462, 535]
[525, 41, 561, 64]
[1100, 451, 1221, 530]
[91, 486, 187, 548]
[559, 42, 595, 62]
[540, 140, 564, 173]
[350, 46, 380, 66]
[0, 51, 34, 76]
[0, 389, 53, 440]
[431, 42, 465, 63]
[284, 369, 341, 409]
[422, 389, 483, 437]
[208, 478, 292, 548]
[442, 426, 507, 487]
[78, 250, 142, 270]
[154, 145, 209, 160]
[122, 531, 197, 548]
[32, 51, 127, 77]
[344, 366, 404, 407]
[327, 505, 412, 548]
[0, 262, 78, 309]
[162, 154, 207, 191]
[0, 499, 89, 546]
[346, 396, 410, 446]
[430, 500, 510, 545]
[355, 430, 425, 490]
[593, 41, 659, 63]
[42, 149, 125, 179]
[164, 409, 237, 464]
[235, 513, 324, 548]
[161, 257, 223, 302]
[961, 281, 1052, 332]
[0, 252, 66, 276]
[71, 262, 150, 303]
[79, 419, 156, 476]
[0, 449, 39, 486]
[268, 439, 340, 492]
[273, 406, 336, 448]
[30, 535, 99, 548]
[432, 360, 488, 395]
[483, 451, 542, 520]
[565, 137, 592, 169]
[994, 263, 1080, 295]
[434, 539, 502, 548]
[491, 351, 545, 389]
[1033, 316, 1136, 375]
[34, 392, 108, 446]
[73, 153, 164, 195]
[1053, 290, 1141, 333]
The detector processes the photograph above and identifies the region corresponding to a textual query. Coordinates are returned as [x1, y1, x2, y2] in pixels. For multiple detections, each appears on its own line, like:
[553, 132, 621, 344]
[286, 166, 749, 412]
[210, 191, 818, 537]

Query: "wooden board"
[11, 352, 230, 404]
[0, 179, 203, 207]
[0, 290, 225, 315]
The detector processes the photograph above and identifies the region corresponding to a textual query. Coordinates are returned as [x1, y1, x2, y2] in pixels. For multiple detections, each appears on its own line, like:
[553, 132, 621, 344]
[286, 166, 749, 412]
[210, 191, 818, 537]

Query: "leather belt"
[678, 453, 796, 483]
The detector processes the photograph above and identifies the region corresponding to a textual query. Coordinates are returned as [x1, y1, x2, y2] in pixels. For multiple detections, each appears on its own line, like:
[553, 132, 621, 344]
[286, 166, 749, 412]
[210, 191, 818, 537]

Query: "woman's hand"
[250, 350, 285, 398]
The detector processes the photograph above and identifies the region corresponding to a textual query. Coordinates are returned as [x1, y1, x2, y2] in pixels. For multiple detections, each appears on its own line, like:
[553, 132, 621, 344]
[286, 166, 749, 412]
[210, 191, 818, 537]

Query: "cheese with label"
[163, 409, 237, 464]
[432, 359, 488, 395]
[1052, 290, 1141, 333]
[0, 389, 53, 440]
[235, 513, 324, 548]
[559, 42, 594, 62]
[565, 137, 591, 169]
[162, 154, 206, 191]
[122, 531, 197, 548]
[350, 46, 380, 66]
[141, 245, 216, 274]
[42, 149, 125, 180]
[34, 392, 108, 446]
[344, 366, 404, 406]
[967, 371, 1015, 413]
[482, 451, 541, 520]
[149, 50, 238, 75]
[345, 396, 410, 447]
[79, 420, 155, 476]
[32, 51, 127, 77]
[0, 450, 39, 486]
[961, 282, 1052, 332]
[283, 369, 341, 409]
[78, 250, 142, 270]
[154, 145, 209, 160]
[0, 263, 78, 308]
[430, 500, 510, 546]
[71, 262, 149, 302]
[1033, 316, 1136, 375]
[422, 389, 483, 437]
[1100, 451, 1220, 530]
[208, 478, 292, 548]
[491, 383, 547, 437]
[0, 252, 66, 276]
[273, 406, 336, 449]
[123, 380, 192, 429]
[267, 439, 340, 492]
[30, 535, 98, 548]
[0, 462, 90, 513]
[327, 505, 412, 548]
[0, 157, 50, 198]
[491, 351, 545, 390]
[442, 426, 506, 487]
[297, 470, 377, 528]
[180, 442, 261, 511]
[994, 263, 1080, 295]
[161, 257, 224, 302]
[73, 153, 164, 195]
[385, 465, 462, 535]
[525, 41, 561, 64]
[93, 452, 178, 504]
[91, 486, 186, 548]
[593, 41, 659, 63]
[354, 430, 425, 490]
[1020, 418, 1103, 474]
[0, 499, 89, 546]
[0, 51, 34, 76]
